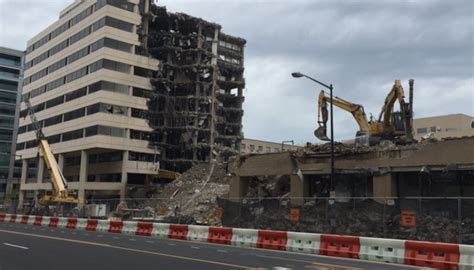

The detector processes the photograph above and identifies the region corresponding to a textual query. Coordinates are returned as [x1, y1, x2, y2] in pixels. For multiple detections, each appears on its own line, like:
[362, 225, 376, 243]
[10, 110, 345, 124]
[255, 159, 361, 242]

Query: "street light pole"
[291, 72, 335, 197]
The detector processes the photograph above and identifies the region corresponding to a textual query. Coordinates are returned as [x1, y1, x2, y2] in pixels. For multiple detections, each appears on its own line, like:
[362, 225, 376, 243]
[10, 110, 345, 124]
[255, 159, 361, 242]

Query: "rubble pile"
[148, 162, 231, 225]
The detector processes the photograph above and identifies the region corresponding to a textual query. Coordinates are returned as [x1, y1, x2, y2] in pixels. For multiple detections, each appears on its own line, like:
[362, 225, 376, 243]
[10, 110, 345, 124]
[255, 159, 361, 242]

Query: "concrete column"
[78, 150, 88, 206]
[229, 176, 249, 202]
[18, 159, 28, 208]
[373, 173, 398, 203]
[36, 157, 44, 184]
[290, 174, 308, 206]
[120, 151, 129, 200]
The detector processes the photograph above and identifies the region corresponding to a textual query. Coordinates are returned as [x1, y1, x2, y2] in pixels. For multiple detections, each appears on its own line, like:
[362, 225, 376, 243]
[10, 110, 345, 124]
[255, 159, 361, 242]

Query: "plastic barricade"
[41, 216, 51, 227]
[136, 222, 153, 236]
[86, 219, 98, 231]
[2, 214, 10, 222]
[460, 244, 474, 270]
[359, 237, 405, 264]
[320, 234, 361, 259]
[15, 215, 25, 224]
[57, 217, 68, 228]
[405, 240, 460, 269]
[21, 215, 30, 224]
[188, 225, 209, 242]
[286, 231, 321, 254]
[208, 226, 233, 245]
[231, 228, 258, 248]
[34, 216, 43, 226]
[257, 230, 288, 250]
[122, 221, 138, 235]
[9, 214, 16, 223]
[0, 213, 5, 222]
[152, 223, 169, 238]
[66, 218, 78, 229]
[76, 218, 88, 230]
[96, 219, 110, 232]
[108, 220, 123, 234]
[49, 217, 59, 227]
[168, 224, 189, 240]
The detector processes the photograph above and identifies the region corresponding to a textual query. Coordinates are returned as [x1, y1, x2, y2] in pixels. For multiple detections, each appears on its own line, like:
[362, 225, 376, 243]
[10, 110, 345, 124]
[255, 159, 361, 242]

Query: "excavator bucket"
[314, 126, 330, 141]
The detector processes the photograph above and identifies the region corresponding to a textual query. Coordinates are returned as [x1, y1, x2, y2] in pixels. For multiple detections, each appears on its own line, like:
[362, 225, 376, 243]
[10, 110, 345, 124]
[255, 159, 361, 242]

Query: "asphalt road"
[0, 222, 426, 270]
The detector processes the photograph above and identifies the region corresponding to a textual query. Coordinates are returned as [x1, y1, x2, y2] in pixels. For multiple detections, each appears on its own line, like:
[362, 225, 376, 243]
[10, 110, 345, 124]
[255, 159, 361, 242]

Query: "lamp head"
[291, 72, 304, 78]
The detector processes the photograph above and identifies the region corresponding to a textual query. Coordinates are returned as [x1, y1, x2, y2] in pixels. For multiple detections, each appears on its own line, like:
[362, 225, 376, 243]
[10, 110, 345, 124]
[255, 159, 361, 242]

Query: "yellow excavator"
[315, 79, 414, 144]
[24, 95, 82, 206]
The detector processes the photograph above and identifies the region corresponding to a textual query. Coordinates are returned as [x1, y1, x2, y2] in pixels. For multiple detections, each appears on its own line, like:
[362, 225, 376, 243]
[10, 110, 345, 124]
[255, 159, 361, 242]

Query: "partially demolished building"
[141, 5, 246, 172]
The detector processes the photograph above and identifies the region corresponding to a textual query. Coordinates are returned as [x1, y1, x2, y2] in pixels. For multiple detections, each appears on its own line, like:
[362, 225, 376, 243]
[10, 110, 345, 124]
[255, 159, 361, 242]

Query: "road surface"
[0, 222, 425, 270]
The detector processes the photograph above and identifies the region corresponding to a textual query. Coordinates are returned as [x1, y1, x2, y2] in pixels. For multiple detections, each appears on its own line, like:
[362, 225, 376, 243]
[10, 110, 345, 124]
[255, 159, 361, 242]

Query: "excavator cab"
[392, 111, 405, 132]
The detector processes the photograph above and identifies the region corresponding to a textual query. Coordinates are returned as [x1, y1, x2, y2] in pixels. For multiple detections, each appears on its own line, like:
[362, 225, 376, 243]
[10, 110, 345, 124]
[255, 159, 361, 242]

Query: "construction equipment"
[24, 95, 82, 206]
[315, 79, 414, 143]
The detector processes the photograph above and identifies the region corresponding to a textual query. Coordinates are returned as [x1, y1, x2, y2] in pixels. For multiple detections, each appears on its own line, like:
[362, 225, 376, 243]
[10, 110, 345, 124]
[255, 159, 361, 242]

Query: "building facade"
[0, 47, 24, 202]
[413, 114, 474, 140]
[16, 0, 245, 206]
[240, 138, 301, 155]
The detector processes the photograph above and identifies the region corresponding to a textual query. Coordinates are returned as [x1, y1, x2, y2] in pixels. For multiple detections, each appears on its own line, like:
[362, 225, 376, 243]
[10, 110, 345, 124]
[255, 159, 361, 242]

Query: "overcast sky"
[1, 0, 472, 144]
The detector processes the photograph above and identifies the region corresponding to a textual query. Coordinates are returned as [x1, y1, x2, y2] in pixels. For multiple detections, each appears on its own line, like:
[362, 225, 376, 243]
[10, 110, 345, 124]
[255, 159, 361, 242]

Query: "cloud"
[1, 0, 472, 144]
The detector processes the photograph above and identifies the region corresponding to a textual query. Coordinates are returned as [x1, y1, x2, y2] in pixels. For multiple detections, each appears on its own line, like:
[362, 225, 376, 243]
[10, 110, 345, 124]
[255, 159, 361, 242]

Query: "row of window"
[62, 150, 153, 167]
[0, 79, 18, 92]
[0, 91, 17, 104]
[26, 15, 134, 70]
[19, 80, 148, 119]
[26, 0, 134, 55]
[218, 40, 242, 52]
[17, 124, 126, 151]
[18, 102, 130, 135]
[23, 58, 132, 100]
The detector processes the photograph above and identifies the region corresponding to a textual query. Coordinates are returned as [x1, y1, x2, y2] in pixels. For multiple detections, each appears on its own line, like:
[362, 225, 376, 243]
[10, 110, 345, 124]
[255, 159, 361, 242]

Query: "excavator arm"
[315, 90, 370, 141]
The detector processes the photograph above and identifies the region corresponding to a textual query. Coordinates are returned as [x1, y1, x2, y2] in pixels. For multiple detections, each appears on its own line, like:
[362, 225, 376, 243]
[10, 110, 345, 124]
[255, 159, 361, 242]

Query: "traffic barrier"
[122, 221, 138, 235]
[188, 225, 209, 242]
[49, 217, 59, 227]
[2, 214, 10, 222]
[41, 216, 50, 227]
[257, 230, 288, 250]
[286, 232, 321, 254]
[152, 223, 169, 238]
[0, 213, 6, 222]
[20, 215, 29, 224]
[360, 237, 405, 264]
[9, 214, 16, 223]
[320, 234, 360, 259]
[66, 218, 78, 229]
[34, 216, 43, 226]
[231, 228, 258, 247]
[96, 219, 110, 232]
[168, 224, 189, 240]
[136, 222, 152, 236]
[405, 240, 460, 269]
[208, 226, 233, 245]
[460, 245, 474, 270]
[85, 219, 98, 231]
[108, 220, 123, 234]
[76, 218, 88, 230]
[57, 217, 68, 228]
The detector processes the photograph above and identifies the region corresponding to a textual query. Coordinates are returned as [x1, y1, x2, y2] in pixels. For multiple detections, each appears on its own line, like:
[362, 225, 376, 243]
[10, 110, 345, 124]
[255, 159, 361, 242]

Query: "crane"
[24, 95, 82, 205]
[315, 79, 414, 143]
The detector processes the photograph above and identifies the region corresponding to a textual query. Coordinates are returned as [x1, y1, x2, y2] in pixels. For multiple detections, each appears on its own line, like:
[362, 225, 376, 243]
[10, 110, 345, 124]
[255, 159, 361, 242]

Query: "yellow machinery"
[315, 79, 414, 143]
[24, 96, 82, 205]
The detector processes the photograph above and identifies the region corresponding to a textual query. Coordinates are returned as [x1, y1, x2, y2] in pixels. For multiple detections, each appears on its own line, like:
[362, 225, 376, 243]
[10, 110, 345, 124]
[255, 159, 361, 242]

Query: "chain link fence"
[1, 196, 472, 244]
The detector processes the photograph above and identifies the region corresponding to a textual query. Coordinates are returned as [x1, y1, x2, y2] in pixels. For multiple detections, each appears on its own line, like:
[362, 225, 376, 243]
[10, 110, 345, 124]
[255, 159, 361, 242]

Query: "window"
[105, 17, 133, 32]
[65, 156, 81, 166]
[0, 79, 18, 91]
[18, 126, 27, 135]
[63, 108, 85, 122]
[49, 39, 68, 56]
[134, 66, 152, 77]
[249, 145, 255, 152]
[25, 140, 37, 149]
[47, 134, 61, 144]
[45, 95, 64, 108]
[0, 91, 17, 104]
[61, 129, 83, 142]
[0, 118, 14, 128]
[104, 38, 132, 52]
[16, 142, 25, 151]
[0, 130, 13, 141]
[66, 66, 88, 83]
[472, 121, 474, 128]
[417, 128, 428, 134]
[87, 103, 127, 115]
[446, 127, 461, 132]
[266, 147, 271, 152]
[69, 26, 91, 45]
[85, 126, 99, 137]
[98, 125, 125, 137]
[106, 0, 135, 12]
[258, 146, 263, 152]
[46, 77, 65, 91]
[430, 126, 437, 132]
[51, 21, 69, 39]
[240, 144, 246, 151]
[131, 108, 146, 119]
[128, 152, 155, 162]
[0, 104, 15, 115]
[132, 87, 152, 98]
[65, 87, 87, 101]
[90, 38, 104, 52]
[49, 58, 67, 73]
[90, 81, 128, 94]
[102, 59, 130, 73]
[92, 17, 106, 32]
[68, 46, 89, 63]
[44, 115, 62, 127]
[71, 6, 92, 26]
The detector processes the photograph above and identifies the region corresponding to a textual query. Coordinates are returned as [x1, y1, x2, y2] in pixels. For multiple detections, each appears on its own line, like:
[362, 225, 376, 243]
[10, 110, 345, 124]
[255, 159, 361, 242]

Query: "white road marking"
[129, 238, 136, 241]
[167, 243, 176, 246]
[97, 235, 104, 238]
[191, 246, 200, 249]
[40, 228, 45, 231]
[60, 231, 65, 233]
[217, 249, 228, 253]
[84, 233, 89, 236]
[3, 243, 29, 250]
[71, 232, 77, 235]
[113, 236, 119, 240]
[146, 240, 154, 244]
[49, 230, 55, 232]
